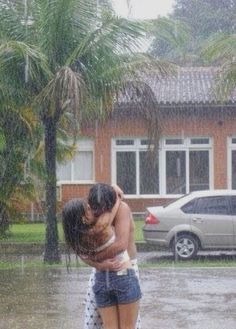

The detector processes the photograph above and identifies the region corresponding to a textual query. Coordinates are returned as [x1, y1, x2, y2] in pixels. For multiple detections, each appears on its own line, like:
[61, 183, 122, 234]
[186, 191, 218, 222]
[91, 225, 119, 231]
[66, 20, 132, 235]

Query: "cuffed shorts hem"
[98, 295, 142, 308]
[93, 268, 142, 308]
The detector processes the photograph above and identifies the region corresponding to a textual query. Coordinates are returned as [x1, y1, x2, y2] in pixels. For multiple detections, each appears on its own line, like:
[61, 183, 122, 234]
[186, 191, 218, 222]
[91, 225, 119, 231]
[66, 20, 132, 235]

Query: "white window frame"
[227, 136, 236, 189]
[112, 136, 213, 197]
[112, 137, 158, 198]
[162, 136, 213, 197]
[57, 139, 95, 184]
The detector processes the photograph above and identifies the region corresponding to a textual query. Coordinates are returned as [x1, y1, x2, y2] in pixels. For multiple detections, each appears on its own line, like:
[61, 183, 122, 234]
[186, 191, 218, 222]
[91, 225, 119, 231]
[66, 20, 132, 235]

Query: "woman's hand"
[80, 254, 124, 271]
[95, 258, 124, 271]
[112, 184, 124, 200]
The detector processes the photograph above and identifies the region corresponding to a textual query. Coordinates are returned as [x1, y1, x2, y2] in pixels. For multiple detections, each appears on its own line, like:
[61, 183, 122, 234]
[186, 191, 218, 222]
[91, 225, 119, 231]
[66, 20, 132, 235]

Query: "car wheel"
[172, 234, 198, 260]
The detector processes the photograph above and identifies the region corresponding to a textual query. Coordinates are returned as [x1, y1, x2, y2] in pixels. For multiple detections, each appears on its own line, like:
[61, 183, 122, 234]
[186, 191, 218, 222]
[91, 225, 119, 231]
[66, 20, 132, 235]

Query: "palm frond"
[0, 40, 51, 95]
[67, 13, 146, 66]
[202, 33, 236, 98]
[36, 66, 86, 126]
[201, 33, 236, 63]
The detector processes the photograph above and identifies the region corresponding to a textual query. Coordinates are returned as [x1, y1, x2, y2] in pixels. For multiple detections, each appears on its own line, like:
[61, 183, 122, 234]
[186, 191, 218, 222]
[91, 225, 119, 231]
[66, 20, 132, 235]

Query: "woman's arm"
[81, 256, 124, 271]
[90, 191, 121, 234]
[112, 184, 124, 200]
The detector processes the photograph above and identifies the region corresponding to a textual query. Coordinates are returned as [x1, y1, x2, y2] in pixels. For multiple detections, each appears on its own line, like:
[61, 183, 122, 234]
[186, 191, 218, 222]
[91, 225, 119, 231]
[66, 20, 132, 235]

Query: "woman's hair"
[88, 183, 116, 217]
[62, 198, 86, 254]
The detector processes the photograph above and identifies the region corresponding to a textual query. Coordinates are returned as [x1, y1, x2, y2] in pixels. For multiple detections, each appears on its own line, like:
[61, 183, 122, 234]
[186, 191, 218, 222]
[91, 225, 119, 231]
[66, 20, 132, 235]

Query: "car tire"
[172, 234, 198, 261]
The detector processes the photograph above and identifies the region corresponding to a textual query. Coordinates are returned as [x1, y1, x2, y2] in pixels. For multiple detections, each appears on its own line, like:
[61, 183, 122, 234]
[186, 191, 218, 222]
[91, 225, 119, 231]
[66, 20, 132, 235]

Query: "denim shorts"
[93, 268, 142, 308]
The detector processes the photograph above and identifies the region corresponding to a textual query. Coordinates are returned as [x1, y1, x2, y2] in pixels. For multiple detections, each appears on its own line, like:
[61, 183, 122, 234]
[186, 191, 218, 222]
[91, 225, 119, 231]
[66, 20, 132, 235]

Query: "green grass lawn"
[0, 220, 145, 243]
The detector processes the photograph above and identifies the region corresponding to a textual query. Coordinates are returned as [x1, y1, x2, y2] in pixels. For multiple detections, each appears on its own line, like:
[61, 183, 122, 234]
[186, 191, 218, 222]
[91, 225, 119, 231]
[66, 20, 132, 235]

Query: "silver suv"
[142, 190, 236, 260]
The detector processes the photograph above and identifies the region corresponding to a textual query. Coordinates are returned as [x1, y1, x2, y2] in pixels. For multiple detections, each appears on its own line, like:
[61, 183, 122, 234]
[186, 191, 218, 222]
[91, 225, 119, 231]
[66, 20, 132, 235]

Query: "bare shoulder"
[120, 200, 130, 209]
[118, 201, 132, 214]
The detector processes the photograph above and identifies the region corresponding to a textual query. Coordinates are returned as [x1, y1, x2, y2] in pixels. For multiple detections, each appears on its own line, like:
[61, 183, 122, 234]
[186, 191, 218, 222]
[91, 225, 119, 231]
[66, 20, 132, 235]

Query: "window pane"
[190, 138, 209, 144]
[195, 196, 229, 215]
[140, 140, 150, 145]
[116, 140, 134, 145]
[57, 162, 71, 181]
[166, 151, 186, 194]
[181, 199, 196, 214]
[116, 152, 136, 194]
[139, 151, 159, 194]
[74, 151, 93, 180]
[189, 151, 209, 191]
[165, 138, 183, 145]
[232, 150, 236, 189]
[230, 196, 236, 215]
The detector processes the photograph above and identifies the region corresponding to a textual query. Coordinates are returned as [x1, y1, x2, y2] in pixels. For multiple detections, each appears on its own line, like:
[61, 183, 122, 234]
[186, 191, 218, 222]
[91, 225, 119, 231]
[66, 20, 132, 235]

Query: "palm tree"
[201, 33, 236, 97]
[147, 17, 198, 65]
[0, 0, 174, 262]
[0, 104, 40, 235]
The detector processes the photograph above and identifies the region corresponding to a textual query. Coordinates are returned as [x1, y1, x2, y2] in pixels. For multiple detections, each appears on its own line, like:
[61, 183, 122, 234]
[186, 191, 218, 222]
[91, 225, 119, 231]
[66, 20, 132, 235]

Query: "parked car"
[142, 190, 236, 260]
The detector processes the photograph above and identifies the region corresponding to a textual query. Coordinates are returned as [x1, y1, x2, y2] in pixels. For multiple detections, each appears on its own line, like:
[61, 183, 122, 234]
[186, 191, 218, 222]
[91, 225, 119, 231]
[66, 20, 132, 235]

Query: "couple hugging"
[62, 183, 142, 329]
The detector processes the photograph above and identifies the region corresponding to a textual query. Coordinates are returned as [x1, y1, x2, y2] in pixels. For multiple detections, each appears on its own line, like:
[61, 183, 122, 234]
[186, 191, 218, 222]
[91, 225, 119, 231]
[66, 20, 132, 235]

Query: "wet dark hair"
[88, 183, 116, 217]
[62, 198, 87, 254]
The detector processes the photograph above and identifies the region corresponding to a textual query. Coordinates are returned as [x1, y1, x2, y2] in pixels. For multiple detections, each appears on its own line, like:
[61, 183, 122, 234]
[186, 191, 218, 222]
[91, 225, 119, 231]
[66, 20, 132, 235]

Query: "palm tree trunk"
[43, 117, 61, 263]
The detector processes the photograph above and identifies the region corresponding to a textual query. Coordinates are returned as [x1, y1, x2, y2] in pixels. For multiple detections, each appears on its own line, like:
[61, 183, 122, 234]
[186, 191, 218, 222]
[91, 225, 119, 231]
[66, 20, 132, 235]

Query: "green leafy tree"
[172, 0, 236, 39]
[170, 0, 236, 64]
[150, 0, 236, 65]
[148, 17, 195, 65]
[0, 0, 173, 262]
[0, 106, 39, 235]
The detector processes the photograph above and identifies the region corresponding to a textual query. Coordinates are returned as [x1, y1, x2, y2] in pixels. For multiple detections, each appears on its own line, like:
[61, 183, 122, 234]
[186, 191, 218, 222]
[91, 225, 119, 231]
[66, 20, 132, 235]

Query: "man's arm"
[92, 201, 131, 262]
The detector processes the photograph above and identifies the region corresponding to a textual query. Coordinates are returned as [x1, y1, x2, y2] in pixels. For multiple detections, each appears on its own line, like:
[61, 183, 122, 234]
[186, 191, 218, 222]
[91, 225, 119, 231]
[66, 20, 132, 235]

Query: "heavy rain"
[0, 0, 236, 328]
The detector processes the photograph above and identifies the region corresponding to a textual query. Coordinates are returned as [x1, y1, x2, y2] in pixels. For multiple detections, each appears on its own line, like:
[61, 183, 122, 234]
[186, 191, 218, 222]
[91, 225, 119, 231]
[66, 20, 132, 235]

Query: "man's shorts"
[93, 268, 142, 308]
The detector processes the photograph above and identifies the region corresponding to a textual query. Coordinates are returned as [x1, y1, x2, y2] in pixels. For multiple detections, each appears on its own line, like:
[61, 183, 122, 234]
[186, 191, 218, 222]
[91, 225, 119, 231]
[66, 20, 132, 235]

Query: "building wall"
[60, 107, 236, 213]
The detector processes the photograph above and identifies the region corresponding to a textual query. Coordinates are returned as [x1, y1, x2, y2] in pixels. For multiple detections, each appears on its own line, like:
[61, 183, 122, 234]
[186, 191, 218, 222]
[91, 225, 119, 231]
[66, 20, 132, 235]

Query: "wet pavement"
[0, 253, 236, 329]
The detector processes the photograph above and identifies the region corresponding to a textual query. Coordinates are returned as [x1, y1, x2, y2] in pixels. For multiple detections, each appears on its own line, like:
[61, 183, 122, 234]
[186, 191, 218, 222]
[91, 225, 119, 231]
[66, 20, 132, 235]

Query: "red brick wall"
[59, 108, 236, 213]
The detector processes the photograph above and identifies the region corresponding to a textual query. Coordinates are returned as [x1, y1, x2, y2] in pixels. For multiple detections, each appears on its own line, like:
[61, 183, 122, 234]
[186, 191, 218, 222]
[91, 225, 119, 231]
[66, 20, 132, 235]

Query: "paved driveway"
[0, 260, 236, 329]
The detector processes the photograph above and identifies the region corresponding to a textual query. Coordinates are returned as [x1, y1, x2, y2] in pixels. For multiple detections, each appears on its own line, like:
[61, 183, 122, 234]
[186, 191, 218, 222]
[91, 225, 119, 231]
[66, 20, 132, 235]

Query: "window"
[189, 151, 209, 191]
[57, 139, 94, 183]
[116, 151, 136, 194]
[195, 196, 229, 215]
[230, 196, 236, 215]
[166, 151, 186, 194]
[113, 138, 159, 195]
[164, 137, 211, 195]
[112, 136, 212, 196]
[228, 137, 236, 189]
[165, 138, 184, 145]
[181, 199, 196, 214]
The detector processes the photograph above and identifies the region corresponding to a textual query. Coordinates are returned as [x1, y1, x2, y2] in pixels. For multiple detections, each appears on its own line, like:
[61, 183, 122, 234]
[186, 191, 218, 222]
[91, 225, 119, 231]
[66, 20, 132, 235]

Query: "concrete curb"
[0, 241, 157, 255]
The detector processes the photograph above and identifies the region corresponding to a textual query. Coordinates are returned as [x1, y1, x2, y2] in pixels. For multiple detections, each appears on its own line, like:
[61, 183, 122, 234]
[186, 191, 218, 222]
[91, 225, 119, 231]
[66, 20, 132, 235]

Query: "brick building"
[56, 67, 236, 214]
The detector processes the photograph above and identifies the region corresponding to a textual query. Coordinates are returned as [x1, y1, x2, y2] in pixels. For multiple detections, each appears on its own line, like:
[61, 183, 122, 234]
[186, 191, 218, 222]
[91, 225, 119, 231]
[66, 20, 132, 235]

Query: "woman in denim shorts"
[62, 183, 142, 329]
[83, 259, 141, 329]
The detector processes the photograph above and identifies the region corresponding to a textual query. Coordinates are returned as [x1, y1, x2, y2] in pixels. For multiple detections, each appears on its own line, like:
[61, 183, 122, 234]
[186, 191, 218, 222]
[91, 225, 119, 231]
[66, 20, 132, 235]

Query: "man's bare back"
[92, 201, 137, 262]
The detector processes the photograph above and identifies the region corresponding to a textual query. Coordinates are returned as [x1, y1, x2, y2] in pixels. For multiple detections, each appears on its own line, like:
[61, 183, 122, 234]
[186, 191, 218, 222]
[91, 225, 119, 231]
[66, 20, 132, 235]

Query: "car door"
[191, 196, 234, 247]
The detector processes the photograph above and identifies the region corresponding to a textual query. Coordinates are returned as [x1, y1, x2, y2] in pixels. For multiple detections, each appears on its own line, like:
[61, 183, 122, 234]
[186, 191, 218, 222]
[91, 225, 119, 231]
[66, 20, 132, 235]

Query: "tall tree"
[0, 0, 173, 262]
[147, 17, 194, 65]
[172, 0, 236, 38]
[150, 0, 236, 65]
[201, 33, 236, 97]
[172, 0, 236, 63]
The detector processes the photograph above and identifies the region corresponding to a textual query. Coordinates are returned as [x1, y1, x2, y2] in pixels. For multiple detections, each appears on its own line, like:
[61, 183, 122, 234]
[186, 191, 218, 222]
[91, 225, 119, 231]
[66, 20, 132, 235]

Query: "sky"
[112, 0, 175, 19]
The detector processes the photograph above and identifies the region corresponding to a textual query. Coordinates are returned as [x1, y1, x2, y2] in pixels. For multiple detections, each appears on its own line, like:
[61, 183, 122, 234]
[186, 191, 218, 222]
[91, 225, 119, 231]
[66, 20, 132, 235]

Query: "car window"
[164, 193, 191, 208]
[195, 196, 230, 215]
[181, 199, 196, 214]
[230, 196, 236, 215]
